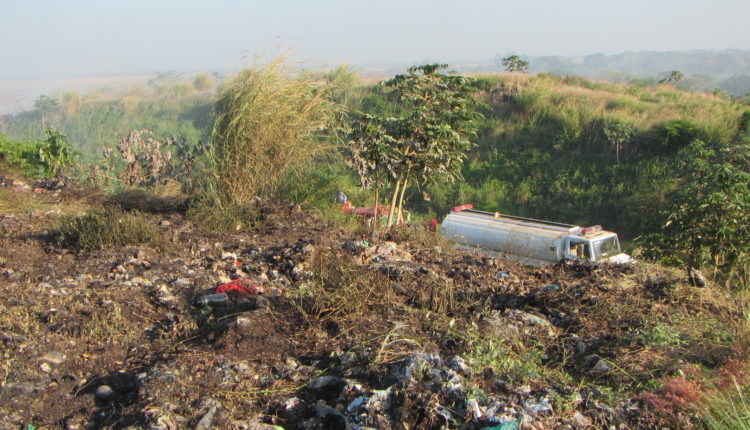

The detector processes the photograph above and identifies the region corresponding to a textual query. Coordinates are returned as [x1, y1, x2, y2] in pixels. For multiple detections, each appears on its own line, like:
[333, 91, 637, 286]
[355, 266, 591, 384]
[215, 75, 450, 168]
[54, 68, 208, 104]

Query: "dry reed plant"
[210, 55, 339, 204]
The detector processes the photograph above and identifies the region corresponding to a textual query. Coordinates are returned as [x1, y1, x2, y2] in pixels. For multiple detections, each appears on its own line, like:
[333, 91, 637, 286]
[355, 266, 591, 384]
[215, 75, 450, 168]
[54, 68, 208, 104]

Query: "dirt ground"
[0, 182, 742, 429]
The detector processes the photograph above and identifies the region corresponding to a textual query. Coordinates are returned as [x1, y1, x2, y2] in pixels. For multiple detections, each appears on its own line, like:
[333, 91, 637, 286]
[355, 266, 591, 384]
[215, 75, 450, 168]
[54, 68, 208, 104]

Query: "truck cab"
[564, 230, 630, 264]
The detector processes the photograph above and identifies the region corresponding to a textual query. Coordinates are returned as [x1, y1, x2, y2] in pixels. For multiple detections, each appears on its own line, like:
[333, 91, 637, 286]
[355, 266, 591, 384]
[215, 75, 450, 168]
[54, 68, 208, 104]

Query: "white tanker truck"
[440, 204, 633, 266]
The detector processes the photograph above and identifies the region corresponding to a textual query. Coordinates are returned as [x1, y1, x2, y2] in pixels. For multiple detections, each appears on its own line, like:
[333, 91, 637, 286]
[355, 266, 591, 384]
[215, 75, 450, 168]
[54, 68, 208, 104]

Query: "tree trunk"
[386, 179, 402, 227]
[396, 177, 409, 224]
[373, 170, 380, 235]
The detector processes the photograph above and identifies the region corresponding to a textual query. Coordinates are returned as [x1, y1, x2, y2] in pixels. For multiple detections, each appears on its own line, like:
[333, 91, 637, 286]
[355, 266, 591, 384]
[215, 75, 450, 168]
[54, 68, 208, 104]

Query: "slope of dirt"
[0, 184, 740, 429]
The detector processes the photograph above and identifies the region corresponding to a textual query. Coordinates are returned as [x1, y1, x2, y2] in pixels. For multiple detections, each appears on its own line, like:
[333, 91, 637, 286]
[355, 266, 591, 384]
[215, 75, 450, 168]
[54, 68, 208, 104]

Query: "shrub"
[0, 133, 45, 176]
[651, 119, 703, 155]
[185, 197, 260, 234]
[639, 376, 703, 412]
[55, 208, 164, 251]
[209, 55, 338, 204]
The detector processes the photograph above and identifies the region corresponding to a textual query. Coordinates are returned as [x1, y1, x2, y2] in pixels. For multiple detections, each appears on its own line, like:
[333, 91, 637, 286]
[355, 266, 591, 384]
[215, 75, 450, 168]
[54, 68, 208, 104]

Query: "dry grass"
[55, 208, 165, 251]
[210, 54, 339, 204]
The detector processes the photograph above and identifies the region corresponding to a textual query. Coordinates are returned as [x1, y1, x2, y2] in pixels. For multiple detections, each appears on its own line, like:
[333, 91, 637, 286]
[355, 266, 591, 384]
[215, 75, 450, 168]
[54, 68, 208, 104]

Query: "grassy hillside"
[2, 70, 748, 246]
[411, 73, 747, 239]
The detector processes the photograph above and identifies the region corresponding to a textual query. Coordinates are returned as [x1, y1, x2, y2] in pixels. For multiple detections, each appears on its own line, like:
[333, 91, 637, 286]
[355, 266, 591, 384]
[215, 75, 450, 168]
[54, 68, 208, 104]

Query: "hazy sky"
[1, 0, 749, 78]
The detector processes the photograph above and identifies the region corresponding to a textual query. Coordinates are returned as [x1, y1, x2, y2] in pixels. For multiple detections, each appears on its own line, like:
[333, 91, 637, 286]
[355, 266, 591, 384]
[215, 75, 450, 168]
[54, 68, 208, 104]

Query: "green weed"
[55, 207, 164, 251]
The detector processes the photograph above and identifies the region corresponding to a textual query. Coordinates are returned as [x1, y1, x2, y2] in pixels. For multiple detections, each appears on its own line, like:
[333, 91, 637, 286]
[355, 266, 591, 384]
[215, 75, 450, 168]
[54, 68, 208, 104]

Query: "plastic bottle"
[196, 293, 229, 307]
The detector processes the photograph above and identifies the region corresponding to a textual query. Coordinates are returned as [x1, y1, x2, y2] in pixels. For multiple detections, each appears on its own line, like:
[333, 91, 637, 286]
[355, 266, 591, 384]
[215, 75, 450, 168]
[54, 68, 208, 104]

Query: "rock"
[95, 385, 116, 401]
[571, 412, 593, 427]
[307, 376, 346, 400]
[447, 356, 471, 375]
[689, 268, 706, 287]
[41, 351, 66, 365]
[314, 401, 346, 430]
[590, 359, 612, 374]
[279, 397, 307, 420]
[195, 406, 217, 430]
[347, 396, 369, 413]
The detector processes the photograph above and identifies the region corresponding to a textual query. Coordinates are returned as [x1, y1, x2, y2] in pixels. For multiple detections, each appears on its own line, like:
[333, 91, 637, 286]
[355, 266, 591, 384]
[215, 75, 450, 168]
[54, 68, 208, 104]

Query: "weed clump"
[186, 198, 260, 234]
[55, 208, 164, 251]
[210, 55, 338, 204]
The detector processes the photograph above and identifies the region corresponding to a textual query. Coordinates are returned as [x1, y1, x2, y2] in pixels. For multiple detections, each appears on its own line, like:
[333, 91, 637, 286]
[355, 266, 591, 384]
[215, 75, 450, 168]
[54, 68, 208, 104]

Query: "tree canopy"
[502, 55, 530, 73]
[344, 64, 481, 226]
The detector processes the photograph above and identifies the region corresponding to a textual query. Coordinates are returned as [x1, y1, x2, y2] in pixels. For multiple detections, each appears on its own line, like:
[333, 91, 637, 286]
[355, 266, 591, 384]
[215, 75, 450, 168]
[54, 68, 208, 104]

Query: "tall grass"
[704, 380, 750, 430]
[209, 55, 339, 204]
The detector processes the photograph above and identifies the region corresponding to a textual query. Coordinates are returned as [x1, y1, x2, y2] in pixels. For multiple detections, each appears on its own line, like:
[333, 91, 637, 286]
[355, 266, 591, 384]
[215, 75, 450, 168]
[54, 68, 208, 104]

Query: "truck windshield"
[593, 236, 620, 259]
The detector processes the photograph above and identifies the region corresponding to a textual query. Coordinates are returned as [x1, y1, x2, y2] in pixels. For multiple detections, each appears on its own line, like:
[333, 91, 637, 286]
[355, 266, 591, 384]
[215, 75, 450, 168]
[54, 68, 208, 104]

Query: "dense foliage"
[344, 64, 481, 225]
[644, 138, 750, 277]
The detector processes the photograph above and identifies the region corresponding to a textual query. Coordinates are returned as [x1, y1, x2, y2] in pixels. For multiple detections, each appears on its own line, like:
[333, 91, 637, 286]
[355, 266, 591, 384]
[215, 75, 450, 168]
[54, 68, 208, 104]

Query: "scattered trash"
[95, 385, 115, 401]
[523, 397, 553, 415]
[540, 284, 560, 291]
[363, 241, 412, 263]
[196, 293, 229, 307]
[591, 358, 613, 374]
[216, 278, 263, 295]
[221, 251, 238, 262]
[336, 191, 348, 203]
[485, 417, 522, 430]
[343, 239, 368, 255]
[40, 351, 66, 364]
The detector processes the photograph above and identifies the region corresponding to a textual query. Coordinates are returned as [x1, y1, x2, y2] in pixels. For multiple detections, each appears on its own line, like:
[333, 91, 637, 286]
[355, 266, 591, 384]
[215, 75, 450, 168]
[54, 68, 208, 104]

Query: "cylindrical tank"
[440, 210, 573, 264]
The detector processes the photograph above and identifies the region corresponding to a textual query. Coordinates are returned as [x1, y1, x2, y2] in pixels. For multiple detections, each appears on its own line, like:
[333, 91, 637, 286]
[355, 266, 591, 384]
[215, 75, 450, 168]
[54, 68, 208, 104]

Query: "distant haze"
[1, 0, 749, 113]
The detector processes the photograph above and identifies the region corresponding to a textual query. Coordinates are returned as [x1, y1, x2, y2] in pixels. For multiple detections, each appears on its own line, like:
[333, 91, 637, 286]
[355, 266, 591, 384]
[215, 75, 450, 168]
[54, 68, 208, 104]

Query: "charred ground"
[0, 180, 744, 429]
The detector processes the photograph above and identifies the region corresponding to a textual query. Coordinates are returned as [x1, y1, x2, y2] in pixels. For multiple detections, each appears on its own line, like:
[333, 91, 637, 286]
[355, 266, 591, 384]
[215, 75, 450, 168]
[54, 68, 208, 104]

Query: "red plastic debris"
[216, 278, 263, 295]
[429, 219, 438, 232]
[451, 204, 473, 212]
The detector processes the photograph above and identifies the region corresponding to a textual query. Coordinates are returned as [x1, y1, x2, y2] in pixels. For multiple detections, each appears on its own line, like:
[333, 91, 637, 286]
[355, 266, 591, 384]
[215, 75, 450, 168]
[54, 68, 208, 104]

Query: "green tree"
[345, 115, 400, 230]
[604, 120, 634, 163]
[34, 95, 59, 129]
[645, 139, 750, 279]
[502, 55, 530, 74]
[37, 127, 74, 176]
[658, 70, 684, 85]
[344, 64, 481, 226]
